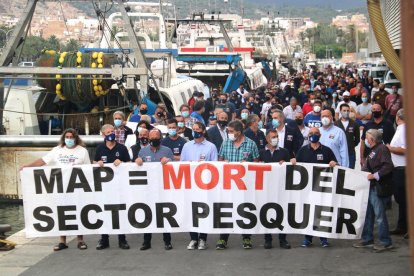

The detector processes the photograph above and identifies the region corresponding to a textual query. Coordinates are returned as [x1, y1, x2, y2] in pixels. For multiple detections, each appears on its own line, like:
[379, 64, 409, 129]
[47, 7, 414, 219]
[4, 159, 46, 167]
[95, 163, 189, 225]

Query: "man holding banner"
[180, 122, 218, 250]
[293, 127, 337, 248]
[258, 129, 292, 249]
[136, 129, 175, 250]
[215, 120, 259, 250]
[94, 124, 131, 250]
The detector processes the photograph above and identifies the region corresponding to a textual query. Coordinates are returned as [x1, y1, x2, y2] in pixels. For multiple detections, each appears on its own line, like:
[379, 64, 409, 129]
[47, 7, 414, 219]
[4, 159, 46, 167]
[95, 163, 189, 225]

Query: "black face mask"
[149, 139, 161, 147]
[140, 137, 149, 145]
[219, 99, 226, 104]
[157, 112, 164, 118]
[212, 93, 217, 98]
[373, 111, 382, 119]
[140, 109, 148, 115]
[295, 119, 303, 125]
[217, 120, 228, 128]
[343, 98, 350, 102]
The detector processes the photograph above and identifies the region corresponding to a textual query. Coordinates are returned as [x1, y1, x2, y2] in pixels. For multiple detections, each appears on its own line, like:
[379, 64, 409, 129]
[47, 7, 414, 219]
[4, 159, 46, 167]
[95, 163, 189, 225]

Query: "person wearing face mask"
[302, 93, 316, 116]
[176, 115, 194, 140]
[124, 120, 153, 150]
[384, 85, 403, 122]
[319, 110, 349, 167]
[161, 119, 188, 161]
[268, 110, 303, 159]
[113, 111, 133, 145]
[207, 89, 220, 109]
[372, 83, 389, 111]
[292, 127, 337, 248]
[334, 104, 360, 169]
[180, 122, 218, 250]
[335, 91, 357, 120]
[304, 100, 322, 128]
[216, 93, 236, 121]
[239, 109, 250, 121]
[261, 92, 273, 124]
[179, 104, 192, 128]
[356, 92, 372, 127]
[354, 129, 394, 252]
[135, 129, 174, 251]
[20, 128, 90, 251]
[244, 114, 266, 150]
[216, 120, 259, 250]
[258, 129, 292, 250]
[295, 112, 310, 146]
[129, 103, 156, 123]
[207, 111, 229, 152]
[94, 124, 131, 250]
[360, 104, 395, 166]
[130, 128, 149, 161]
[330, 90, 340, 109]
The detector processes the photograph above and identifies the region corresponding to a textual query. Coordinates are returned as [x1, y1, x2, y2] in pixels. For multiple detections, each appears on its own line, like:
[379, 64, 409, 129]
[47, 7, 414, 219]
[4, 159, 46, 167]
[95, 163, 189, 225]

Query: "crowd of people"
[22, 65, 406, 253]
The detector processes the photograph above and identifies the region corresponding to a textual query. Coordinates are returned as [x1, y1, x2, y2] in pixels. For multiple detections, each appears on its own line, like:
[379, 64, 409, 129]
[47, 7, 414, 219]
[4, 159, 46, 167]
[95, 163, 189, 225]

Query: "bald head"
[321, 110, 333, 119]
[149, 129, 161, 139]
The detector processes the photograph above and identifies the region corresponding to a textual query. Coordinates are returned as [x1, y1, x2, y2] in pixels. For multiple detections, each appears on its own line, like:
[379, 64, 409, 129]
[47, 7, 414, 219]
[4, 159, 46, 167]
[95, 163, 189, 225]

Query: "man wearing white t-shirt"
[386, 109, 407, 237]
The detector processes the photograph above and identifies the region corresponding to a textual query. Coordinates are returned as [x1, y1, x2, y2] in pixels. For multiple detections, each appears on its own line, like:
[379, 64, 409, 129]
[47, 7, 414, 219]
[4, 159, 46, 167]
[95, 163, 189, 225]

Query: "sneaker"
[242, 238, 252, 249]
[187, 240, 198, 250]
[198, 239, 207, 250]
[216, 239, 227, 250]
[373, 244, 393, 252]
[320, 240, 330, 248]
[279, 240, 291, 249]
[352, 240, 374, 248]
[264, 240, 272, 249]
[96, 239, 109, 250]
[119, 240, 130, 250]
[164, 243, 173, 250]
[301, 239, 312, 248]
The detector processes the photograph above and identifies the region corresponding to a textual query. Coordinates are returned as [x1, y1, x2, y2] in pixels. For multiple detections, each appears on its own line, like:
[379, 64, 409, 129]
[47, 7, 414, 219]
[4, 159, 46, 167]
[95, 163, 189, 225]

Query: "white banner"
[20, 162, 370, 239]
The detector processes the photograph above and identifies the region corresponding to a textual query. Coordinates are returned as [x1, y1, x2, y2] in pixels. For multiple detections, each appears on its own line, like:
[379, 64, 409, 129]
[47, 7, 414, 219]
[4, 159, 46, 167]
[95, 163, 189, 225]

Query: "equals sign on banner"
[129, 171, 148, 185]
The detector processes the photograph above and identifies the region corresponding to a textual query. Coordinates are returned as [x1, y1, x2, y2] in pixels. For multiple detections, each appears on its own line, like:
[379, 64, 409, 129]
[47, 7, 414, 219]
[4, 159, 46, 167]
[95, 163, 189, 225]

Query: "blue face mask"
[365, 139, 371, 148]
[192, 131, 203, 139]
[182, 111, 189, 118]
[362, 97, 368, 103]
[309, 134, 320, 143]
[114, 119, 122, 127]
[258, 121, 263, 129]
[65, 138, 75, 148]
[241, 113, 248, 120]
[272, 119, 280, 128]
[177, 122, 185, 128]
[168, 129, 177, 136]
[105, 133, 116, 142]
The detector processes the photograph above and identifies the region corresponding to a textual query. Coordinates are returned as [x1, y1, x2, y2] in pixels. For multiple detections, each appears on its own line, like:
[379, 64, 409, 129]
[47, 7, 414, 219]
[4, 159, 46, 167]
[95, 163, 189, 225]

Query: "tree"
[63, 39, 83, 52]
[21, 36, 47, 61]
[45, 35, 61, 51]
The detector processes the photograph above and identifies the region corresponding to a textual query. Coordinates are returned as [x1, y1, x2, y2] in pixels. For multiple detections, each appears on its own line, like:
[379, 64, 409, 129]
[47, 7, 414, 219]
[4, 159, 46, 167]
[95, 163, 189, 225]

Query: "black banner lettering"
[313, 205, 333, 233]
[104, 204, 126, 229]
[192, 202, 210, 227]
[213, 203, 233, 228]
[285, 165, 308, 190]
[57, 205, 78, 230]
[259, 203, 284, 230]
[34, 169, 63, 194]
[156, 203, 179, 227]
[287, 203, 310, 229]
[236, 203, 257, 229]
[67, 168, 92, 193]
[336, 208, 357, 235]
[93, 167, 114, 192]
[80, 204, 103, 230]
[33, 206, 54, 232]
[128, 203, 152, 228]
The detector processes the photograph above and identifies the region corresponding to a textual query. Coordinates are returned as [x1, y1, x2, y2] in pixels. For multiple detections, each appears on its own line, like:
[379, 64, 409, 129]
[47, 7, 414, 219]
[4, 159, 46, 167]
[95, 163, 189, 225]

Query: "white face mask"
[228, 133, 236, 141]
[313, 106, 321, 113]
[271, 138, 279, 147]
[321, 117, 331, 126]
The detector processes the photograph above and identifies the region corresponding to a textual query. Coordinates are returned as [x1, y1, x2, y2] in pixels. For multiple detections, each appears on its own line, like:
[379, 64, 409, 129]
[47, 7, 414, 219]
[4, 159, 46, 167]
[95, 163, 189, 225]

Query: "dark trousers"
[304, 235, 327, 243]
[190, 232, 207, 241]
[264, 234, 287, 242]
[392, 167, 407, 230]
[219, 234, 251, 242]
[143, 233, 171, 244]
[101, 234, 126, 243]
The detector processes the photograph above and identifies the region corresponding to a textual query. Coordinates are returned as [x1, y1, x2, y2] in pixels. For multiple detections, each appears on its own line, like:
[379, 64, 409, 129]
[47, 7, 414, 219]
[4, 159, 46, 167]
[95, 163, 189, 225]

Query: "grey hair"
[396, 109, 404, 120]
[101, 124, 114, 133]
[113, 110, 125, 119]
[246, 114, 259, 127]
[272, 109, 285, 121]
[366, 129, 383, 144]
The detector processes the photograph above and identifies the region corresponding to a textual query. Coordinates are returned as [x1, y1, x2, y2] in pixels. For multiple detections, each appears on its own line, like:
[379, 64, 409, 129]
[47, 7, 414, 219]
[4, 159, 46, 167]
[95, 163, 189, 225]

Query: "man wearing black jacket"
[207, 112, 228, 152]
[267, 110, 303, 158]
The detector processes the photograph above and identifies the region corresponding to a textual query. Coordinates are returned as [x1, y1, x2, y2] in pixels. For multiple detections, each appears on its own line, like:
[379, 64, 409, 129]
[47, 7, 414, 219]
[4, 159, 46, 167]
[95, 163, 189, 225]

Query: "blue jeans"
[349, 152, 356, 169]
[361, 188, 392, 246]
[190, 232, 207, 241]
